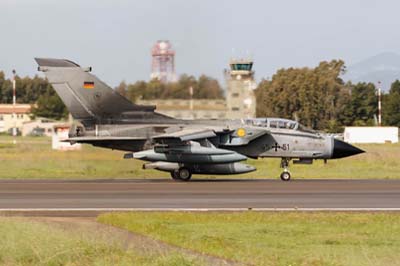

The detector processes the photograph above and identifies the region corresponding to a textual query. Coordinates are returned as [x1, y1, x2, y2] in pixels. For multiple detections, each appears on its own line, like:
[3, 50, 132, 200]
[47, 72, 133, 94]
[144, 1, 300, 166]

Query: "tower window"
[231, 63, 253, 71]
[232, 107, 240, 111]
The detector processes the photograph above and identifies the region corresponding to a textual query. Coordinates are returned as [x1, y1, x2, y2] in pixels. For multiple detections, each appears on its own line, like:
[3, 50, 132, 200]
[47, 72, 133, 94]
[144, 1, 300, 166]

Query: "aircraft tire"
[280, 171, 291, 181]
[170, 171, 179, 180]
[177, 168, 192, 181]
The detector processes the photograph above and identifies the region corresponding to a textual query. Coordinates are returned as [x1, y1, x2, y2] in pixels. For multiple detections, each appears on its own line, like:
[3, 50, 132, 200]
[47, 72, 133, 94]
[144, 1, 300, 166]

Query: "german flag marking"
[83, 81, 94, 89]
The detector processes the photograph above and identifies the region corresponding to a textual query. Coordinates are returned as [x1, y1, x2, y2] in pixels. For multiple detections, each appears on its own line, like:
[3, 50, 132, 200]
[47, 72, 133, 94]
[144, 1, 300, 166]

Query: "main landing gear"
[280, 158, 291, 181]
[170, 167, 192, 181]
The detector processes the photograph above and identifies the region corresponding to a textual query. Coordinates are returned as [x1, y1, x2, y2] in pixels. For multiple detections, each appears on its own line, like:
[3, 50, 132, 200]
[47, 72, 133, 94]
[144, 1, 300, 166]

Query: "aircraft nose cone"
[331, 139, 365, 159]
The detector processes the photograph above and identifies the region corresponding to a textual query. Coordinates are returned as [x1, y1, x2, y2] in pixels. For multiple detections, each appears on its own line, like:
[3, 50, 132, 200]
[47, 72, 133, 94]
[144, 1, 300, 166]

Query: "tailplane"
[35, 58, 156, 123]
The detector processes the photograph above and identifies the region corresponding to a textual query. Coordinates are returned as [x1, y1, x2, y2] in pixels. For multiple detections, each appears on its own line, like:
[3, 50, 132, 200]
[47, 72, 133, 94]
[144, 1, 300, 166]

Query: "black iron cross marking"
[271, 143, 281, 152]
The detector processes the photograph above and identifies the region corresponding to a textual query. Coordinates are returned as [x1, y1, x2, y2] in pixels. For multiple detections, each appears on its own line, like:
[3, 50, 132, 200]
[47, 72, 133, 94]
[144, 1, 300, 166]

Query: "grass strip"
[0, 217, 200, 266]
[98, 212, 400, 266]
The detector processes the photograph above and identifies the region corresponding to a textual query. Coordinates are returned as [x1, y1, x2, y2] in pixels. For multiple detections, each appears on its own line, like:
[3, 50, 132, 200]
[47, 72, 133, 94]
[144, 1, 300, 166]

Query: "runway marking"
[1, 208, 400, 212]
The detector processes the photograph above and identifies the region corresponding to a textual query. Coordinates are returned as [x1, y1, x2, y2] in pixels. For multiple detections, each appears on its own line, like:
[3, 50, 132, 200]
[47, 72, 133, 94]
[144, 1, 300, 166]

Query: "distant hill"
[343, 52, 400, 92]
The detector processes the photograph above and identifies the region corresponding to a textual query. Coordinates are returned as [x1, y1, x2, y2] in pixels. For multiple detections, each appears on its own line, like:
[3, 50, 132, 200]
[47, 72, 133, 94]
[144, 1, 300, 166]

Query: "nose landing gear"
[280, 158, 291, 181]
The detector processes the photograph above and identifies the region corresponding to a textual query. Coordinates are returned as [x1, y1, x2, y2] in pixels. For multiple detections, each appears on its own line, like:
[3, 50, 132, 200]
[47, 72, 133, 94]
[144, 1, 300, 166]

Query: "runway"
[0, 179, 399, 215]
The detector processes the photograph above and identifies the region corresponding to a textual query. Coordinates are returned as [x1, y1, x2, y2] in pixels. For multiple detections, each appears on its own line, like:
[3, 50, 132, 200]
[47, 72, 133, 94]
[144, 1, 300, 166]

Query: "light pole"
[12, 70, 17, 143]
[377, 81, 382, 126]
[189, 86, 194, 119]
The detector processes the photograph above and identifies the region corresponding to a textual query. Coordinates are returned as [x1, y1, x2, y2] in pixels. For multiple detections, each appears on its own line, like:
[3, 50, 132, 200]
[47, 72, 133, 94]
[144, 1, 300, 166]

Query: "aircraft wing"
[222, 129, 271, 146]
[153, 128, 217, 142]
[64, 136, 147, 143]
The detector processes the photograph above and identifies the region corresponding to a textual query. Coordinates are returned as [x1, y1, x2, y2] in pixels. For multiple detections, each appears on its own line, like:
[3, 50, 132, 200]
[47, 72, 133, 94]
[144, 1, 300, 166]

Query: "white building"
[0, 104, 31, 134]
[344, 127, 399, 143]
[22, 118, 58, 137]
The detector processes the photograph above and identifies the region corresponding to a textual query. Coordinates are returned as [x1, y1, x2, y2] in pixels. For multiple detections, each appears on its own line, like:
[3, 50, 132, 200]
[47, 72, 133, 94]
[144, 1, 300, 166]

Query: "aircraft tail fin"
[35, 58, 156, 123]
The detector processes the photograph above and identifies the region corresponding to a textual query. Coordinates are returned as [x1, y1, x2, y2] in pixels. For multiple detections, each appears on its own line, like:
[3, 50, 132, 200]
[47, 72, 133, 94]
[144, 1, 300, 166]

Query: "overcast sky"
[1, 0, 400, 86]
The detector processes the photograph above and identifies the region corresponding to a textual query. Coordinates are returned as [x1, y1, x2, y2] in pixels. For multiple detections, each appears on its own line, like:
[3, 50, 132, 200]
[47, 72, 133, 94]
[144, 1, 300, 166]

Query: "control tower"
[151, 40, 176, 83]
[225, 58, 256, 119]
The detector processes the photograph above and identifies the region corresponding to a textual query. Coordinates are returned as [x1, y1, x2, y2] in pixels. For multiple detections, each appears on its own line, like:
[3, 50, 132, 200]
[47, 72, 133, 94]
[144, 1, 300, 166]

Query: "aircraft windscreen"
[245, 118, 314, 133]
[245, 118, 268, 127]
[268, 119, 297, 130]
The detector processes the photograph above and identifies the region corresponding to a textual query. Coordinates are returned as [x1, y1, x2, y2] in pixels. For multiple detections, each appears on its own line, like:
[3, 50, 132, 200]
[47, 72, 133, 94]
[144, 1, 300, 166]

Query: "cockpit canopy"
[244, 118, 315, 133]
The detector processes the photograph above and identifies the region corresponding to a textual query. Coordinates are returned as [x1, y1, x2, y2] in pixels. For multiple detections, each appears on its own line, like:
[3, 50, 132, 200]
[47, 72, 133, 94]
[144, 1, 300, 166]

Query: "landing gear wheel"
[280, 171, 291, 181]
[177, 168, 192, 181]
[280, 158, 292, 181]
[171, 168, 192, 181]
[170, 171, 179, 180]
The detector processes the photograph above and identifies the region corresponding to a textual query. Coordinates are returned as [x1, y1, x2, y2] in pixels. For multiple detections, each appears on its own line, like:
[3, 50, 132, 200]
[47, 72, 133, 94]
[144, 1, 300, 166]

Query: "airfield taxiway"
[0, 179, 399, 216]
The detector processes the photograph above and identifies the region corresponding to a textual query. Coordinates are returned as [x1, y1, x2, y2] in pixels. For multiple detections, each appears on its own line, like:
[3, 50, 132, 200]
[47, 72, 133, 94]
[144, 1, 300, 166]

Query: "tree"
[30, 84, 68, 120]
[125, 74, 223, 102]
[115, 81, 127, 97]
[383, 80, 400, 127]
[0, 71, 5, 101]
[126, 80, 148, 102]
[340, 82, 377, 126]
[196, 75, 223, 99]
[255, 60, 349, 131]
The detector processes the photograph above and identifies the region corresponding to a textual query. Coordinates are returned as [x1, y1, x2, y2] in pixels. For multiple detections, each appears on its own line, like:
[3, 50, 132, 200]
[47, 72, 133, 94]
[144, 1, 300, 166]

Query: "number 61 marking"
[281, 144, 289, 151]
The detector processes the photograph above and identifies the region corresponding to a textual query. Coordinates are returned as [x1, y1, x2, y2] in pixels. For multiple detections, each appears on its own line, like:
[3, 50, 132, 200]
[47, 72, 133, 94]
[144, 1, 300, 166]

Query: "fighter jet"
[35, 58, 364, 181]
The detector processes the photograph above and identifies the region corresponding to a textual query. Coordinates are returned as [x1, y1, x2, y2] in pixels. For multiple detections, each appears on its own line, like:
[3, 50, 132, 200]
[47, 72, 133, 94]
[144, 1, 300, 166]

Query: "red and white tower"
[151, 40, 176, 83]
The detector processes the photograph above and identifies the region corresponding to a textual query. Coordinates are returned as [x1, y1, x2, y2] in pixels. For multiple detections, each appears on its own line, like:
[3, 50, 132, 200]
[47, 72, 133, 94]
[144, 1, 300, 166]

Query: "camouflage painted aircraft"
[35, 58, 364, 181]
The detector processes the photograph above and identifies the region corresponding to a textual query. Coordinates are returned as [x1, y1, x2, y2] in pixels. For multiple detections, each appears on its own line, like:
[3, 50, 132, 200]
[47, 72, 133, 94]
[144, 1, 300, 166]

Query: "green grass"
[0, 135, 398, 179]
[0, 136, 161, 179]
[0, 217, 200, 266]
[98, 212, 400, 266]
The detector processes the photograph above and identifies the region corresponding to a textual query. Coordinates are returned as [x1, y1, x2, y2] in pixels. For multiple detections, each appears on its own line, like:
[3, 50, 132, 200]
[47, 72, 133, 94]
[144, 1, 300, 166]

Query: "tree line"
[0, 73, 223, 121]
[255, 60, 400, 131]
[0, 62, 399, 132]
[0, 72, 67, 120]
[115, 74, 224, 101]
